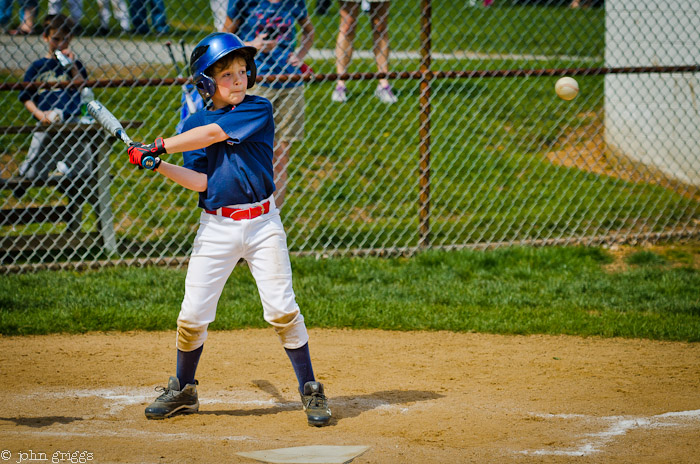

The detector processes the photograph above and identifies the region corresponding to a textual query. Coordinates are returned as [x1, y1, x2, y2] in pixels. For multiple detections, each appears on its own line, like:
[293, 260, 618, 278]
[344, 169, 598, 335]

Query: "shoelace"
[154, 386, 177, 401]
[305, 392, 327, 409]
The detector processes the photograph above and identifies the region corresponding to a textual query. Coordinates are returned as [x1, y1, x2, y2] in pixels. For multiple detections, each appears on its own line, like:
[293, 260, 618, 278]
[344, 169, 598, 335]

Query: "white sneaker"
[374, 84, 398, 104]
[331, 84, 347, 103]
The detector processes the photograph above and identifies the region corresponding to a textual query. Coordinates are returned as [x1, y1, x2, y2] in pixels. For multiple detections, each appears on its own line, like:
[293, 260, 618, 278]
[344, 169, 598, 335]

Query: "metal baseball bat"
[87, 100, 161, 170]
[165, 41, 197, 115]
[86, 100, 134, 146]
[164, 40, 184, 76]
[179, 39, 188, 70]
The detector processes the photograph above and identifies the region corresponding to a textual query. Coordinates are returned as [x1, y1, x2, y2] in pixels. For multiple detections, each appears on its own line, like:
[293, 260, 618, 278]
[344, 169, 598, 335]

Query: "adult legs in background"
[0, 0, 15, 32]
[333, 1, 396, 103]
[97, 0, 111, 32]
[369, 1, 396, 103]
[48, 0, 83, 26]
[370, 1, 390, 89]
[67, 0, 83, 25]
[129, 0, 167, 34]
[113, 0, 131, 31]
[150, 0, 169, 33]
[332, 1, 360, 102]
[128, 0, 149, 34]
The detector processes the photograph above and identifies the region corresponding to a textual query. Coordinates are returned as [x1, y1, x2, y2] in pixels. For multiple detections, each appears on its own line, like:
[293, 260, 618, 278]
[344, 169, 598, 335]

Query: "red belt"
[205, 200, 270, 220]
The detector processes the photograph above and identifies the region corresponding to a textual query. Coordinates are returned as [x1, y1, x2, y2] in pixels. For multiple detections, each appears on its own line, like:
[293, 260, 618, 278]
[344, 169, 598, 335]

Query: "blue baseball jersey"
[18, 58, 88, 117]
[226, 0, 255, 25]
[237, 0, 308, 89]
[182, 95, 276, 209]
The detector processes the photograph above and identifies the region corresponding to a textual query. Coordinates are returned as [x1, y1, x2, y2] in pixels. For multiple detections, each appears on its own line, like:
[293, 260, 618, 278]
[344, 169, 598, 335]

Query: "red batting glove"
[128, 137, 166, 170]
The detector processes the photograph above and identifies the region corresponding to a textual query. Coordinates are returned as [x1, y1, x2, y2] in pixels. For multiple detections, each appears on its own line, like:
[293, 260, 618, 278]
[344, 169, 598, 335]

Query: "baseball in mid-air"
[555, 77, 579, 101]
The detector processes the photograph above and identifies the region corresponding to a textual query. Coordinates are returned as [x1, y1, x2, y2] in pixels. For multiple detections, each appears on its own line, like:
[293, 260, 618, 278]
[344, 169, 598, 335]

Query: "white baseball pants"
[176, 196, 309, 352]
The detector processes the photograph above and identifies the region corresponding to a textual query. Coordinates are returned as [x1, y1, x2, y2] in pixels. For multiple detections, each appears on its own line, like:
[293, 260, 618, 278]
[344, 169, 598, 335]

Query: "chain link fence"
[1, 0, 698, 272]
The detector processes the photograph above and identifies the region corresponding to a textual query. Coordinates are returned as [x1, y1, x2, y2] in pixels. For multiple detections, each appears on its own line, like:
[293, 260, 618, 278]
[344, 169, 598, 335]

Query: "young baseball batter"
[127, 32, 331, 426]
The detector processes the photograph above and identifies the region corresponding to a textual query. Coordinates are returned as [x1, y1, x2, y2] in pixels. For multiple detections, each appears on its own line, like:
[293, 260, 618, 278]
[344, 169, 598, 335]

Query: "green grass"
[1, 244, 699, 341]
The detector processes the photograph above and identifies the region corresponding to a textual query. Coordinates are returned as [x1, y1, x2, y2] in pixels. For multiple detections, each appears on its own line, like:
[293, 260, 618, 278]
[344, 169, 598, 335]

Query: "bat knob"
[141, 155, 161, 171]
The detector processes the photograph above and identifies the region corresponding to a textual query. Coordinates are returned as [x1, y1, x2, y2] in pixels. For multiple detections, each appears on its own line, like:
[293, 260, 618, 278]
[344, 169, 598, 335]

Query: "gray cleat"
[145, 376, 199, 420]
[374, 84, 398, 104]
[331, 84, 347, 103]
[301, 381, 332, 427]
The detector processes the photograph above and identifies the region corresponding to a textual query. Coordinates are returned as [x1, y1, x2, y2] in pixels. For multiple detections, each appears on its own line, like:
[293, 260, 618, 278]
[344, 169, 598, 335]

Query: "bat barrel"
[86, 100, 102, 117]
[87, 100, 132, 146]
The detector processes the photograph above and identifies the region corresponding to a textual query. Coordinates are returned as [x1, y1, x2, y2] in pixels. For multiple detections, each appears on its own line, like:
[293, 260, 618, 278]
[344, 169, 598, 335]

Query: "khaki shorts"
[247, 85, 305, 142]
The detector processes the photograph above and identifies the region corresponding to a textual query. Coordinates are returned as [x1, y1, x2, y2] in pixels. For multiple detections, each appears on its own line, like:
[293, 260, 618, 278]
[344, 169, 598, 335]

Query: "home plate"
[237, 445, 370, 464]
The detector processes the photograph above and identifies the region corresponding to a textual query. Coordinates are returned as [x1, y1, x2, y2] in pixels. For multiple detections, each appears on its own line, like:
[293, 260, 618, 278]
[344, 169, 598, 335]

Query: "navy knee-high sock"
[176, 345, 203, 388]
[285, 343, 315, 394]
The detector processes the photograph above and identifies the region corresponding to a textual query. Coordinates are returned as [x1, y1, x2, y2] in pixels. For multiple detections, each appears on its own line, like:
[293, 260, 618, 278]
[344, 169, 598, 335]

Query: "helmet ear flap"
[246, 57, 257, 89]
[195, 73, 217, 99]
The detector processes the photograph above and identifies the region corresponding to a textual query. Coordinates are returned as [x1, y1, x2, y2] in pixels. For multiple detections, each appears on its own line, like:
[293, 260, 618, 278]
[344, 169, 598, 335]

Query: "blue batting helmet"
[190, 32, 258, 99]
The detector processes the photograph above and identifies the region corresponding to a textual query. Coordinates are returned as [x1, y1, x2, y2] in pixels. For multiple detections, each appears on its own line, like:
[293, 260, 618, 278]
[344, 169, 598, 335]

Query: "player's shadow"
[0, 416, 83, 428]
[199, 379, 444, 426]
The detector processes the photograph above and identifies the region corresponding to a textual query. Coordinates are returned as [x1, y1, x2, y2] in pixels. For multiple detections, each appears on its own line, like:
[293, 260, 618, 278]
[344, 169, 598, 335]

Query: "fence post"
[418, 0, 432, 249]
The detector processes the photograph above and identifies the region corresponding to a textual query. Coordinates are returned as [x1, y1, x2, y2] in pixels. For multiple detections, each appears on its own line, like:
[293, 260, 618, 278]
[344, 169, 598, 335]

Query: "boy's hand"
[35, 109, 62, 125]
[249, 33, 277, 53]
[60, 48, 76, 61]
[287, 52, 302, 68]
[128, 137, 166, 170]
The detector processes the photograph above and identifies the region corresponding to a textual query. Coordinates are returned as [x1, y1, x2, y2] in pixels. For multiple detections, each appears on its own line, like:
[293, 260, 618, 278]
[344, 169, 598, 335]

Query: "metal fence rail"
[1, 0, 698, 273]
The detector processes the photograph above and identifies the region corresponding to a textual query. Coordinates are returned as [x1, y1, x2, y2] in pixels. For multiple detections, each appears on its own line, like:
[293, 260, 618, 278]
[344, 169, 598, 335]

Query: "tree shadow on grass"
[199, 379, 444, 426]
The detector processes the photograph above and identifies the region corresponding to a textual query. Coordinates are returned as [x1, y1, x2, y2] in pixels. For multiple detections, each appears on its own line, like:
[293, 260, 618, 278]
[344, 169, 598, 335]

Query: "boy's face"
[211, 56, 248, 109]
[43, 29, 72, 53]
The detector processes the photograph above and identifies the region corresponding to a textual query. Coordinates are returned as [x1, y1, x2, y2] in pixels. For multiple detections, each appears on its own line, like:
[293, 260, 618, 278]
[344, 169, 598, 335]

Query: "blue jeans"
[0, 0, 14, 26]
[129, 0, 168, 33]
[0, 0, 36, 26]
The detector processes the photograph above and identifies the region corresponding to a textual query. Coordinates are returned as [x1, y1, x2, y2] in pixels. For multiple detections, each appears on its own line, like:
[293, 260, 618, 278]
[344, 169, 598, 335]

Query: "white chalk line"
[1, 386, 417, 432]
[520, 409, 700, 457]
[6, 386, 415, 412]
[0, 387, 421, 444]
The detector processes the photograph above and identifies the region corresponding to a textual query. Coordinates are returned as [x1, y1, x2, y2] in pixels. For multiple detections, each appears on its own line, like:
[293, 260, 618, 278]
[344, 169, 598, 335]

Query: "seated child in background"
[18, 13, 89, 180]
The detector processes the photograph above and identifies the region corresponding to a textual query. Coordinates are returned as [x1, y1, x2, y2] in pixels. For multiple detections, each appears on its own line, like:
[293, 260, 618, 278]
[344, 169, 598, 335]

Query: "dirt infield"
[1, 329, 699, 463]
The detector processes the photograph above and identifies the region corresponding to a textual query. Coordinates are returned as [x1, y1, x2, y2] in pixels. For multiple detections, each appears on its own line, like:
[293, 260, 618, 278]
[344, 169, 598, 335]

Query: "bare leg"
[273, 140, 290, 209]
[370, 1, 391, 88]
[335, 1, 360, 89]
[12, 5, 37, 33]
